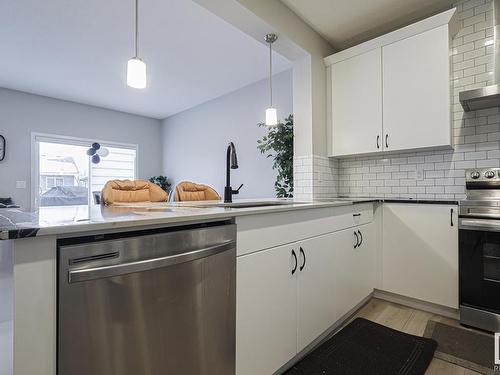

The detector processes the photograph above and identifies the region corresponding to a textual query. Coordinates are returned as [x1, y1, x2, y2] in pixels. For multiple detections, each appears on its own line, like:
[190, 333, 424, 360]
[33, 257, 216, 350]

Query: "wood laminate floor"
[351, 298, 482, 375]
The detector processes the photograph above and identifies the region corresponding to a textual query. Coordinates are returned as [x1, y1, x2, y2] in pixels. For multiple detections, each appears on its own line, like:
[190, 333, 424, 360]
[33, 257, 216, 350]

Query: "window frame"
[31, 132, 138, 210]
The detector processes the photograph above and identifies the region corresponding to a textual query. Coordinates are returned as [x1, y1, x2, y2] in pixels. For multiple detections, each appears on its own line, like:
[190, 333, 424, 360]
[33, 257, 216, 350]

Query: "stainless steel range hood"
[459, 0, 500, 112]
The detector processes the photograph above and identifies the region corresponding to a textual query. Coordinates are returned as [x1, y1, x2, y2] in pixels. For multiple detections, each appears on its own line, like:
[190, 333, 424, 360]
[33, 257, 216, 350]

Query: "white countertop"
[0, 199, 357, 240]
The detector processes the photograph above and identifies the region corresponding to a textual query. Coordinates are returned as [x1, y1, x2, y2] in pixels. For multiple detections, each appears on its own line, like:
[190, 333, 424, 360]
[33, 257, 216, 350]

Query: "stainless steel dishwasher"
[58, 223, 236, 375]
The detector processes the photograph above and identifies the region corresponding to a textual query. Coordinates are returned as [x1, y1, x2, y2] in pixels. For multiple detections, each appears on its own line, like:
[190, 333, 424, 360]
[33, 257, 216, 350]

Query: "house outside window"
[32, 133, 137, 208]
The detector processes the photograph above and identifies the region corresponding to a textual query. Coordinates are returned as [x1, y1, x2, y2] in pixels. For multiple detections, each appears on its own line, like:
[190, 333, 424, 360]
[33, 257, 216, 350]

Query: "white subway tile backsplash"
[384, 165, 400, 172]
[477, 158, 500, 167]
[463, 12, 486, 27]
[464, 151, 487, 159]
[409, 186, 426, 194]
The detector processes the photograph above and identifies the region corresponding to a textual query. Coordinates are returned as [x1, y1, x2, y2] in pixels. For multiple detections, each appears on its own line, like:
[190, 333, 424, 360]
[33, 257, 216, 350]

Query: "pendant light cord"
[135, 0, 139, 58]
[269, 41, 273, 107]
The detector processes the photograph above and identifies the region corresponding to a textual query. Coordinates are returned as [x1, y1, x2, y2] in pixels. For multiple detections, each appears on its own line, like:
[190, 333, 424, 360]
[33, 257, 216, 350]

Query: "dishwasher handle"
[68, 240, 235, 283]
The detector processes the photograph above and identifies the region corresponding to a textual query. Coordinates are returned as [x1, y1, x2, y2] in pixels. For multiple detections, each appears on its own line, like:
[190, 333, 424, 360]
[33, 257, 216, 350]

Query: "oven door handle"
[68, 240, 235, 283]
[459, 218, 500, 232]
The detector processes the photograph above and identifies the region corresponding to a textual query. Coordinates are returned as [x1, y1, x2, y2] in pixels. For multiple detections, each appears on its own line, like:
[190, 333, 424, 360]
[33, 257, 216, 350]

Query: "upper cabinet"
[331, 49, 383, 156]
[383, 25, 452, 152]
[325, 9, 457, 158]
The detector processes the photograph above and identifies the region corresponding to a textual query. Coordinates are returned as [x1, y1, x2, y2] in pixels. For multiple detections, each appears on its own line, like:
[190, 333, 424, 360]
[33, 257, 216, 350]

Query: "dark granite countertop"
[335, 197, 459, 205]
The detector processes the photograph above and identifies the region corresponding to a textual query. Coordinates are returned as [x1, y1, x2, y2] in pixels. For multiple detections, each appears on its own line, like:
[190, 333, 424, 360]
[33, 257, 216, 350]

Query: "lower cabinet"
[382, 203, 458, 308]
[334, 223, 376, 319]
[236, 244, 297, 375]
[237, 226, 376, 375]
[297, 234, 338, 351]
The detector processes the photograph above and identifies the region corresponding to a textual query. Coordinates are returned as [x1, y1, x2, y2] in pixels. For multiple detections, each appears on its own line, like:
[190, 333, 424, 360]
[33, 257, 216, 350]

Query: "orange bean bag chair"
[174, 181, 220, 201]
[101, 179, 168, 205]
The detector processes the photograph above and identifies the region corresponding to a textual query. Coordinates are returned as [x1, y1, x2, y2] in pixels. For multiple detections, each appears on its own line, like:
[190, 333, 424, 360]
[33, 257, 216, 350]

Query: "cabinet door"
[236, 245, 297, 375]
[334, 224, 375, 319]
[354, 223, 376, 303]
[330, 48, 383, 157]
[382, 25, 451, 152]
[382, 204, 458, 308]
[297, 233, 337, 351]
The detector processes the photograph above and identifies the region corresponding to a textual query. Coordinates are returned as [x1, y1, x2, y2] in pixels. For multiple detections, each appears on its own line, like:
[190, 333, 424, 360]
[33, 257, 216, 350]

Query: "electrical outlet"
[416, 166, 424, 181]
[16, 181, 26, 189]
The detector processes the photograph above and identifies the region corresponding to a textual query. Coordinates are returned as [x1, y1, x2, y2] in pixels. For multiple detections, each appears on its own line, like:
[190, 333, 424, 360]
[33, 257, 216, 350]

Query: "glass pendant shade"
[127, 57, 147, 89]
[264, 33, 278, 126]
[265, 107, 278, 126]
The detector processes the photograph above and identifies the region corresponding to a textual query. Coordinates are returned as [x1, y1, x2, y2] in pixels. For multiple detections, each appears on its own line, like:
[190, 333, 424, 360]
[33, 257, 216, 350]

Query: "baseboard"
[373, 289, 459, 320]
[275, 293, 373, 374]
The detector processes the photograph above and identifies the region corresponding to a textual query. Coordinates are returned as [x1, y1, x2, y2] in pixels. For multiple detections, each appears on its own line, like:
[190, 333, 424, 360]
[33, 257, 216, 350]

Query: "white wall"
[0, 88, 163, 209]
[161, 69, 293, 199]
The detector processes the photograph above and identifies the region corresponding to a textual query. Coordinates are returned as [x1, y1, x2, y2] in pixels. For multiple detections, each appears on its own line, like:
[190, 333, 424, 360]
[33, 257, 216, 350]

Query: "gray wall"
[161, 69, 293, 199]
[0, 88, 162, 209]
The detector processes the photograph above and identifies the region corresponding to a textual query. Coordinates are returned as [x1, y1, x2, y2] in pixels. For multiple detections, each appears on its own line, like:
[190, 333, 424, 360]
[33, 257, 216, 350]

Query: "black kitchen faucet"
[224, 142, 243, 203]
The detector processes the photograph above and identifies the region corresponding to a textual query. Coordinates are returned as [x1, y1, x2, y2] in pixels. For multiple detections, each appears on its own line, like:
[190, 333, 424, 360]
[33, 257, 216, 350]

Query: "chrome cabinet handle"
[385, 134, 389, 148]
[68, 240, 235, 283]
[299, 247, 306, 271]
[291, 249, 298, 275]
[451, 208, 454, 227]
[354, 231, 359, 248]
[377, 135, 380, 149]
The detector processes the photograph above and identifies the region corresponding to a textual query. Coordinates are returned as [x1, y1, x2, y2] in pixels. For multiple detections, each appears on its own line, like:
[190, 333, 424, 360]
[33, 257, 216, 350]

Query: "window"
[46, 177, 65, 190]
[32, 134, 137, 208]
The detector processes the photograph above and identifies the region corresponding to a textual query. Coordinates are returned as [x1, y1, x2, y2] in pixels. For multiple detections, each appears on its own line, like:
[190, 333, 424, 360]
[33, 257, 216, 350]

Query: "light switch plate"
[16, 181, 27, 189]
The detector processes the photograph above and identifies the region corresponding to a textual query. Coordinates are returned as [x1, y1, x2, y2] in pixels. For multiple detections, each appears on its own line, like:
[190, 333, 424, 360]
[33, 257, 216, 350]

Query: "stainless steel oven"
[459, 169, 500, 332]
[58, 222, 236, 375]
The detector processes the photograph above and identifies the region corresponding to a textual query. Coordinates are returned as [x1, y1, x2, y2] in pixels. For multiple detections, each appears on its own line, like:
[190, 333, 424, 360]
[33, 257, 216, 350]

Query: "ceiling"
[280, 0, 455, 50]
[0, 0, 291, 119]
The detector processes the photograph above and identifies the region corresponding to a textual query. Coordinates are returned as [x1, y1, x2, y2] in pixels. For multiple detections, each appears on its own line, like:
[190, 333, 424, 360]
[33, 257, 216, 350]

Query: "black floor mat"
[285, 318, 437, 375]
[423, 320, 494, 374]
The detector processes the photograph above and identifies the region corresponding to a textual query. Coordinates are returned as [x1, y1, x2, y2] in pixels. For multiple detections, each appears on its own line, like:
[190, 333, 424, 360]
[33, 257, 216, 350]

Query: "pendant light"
[264, 33, 278, 126]
[127, 0, 147, 89]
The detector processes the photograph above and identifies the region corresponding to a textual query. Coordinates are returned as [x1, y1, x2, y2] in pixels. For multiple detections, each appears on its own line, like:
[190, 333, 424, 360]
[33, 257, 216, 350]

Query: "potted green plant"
[149, 176, 172, 193]
[257, 114, 294, 198]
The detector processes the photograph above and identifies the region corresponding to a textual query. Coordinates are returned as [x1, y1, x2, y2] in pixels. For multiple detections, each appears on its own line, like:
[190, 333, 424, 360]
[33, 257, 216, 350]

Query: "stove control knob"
[470, 171, 480, 179]
[485, 170, 495, 179]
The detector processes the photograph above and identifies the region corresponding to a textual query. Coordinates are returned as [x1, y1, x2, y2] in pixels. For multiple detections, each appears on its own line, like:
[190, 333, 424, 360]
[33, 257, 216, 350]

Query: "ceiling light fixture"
[264, 33, 278, 126]
[127, 0, 147, 89]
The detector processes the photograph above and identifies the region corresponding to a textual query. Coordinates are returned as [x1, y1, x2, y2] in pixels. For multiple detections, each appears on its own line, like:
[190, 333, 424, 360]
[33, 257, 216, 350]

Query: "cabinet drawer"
[236, 203, 374, 256]
[351, 205, 373, 226]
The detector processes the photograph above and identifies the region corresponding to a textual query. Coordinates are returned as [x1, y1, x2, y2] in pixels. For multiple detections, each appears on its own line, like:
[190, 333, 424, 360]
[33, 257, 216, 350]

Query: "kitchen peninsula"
[1, 199, 373, 375]
[0, 197, 460, 375]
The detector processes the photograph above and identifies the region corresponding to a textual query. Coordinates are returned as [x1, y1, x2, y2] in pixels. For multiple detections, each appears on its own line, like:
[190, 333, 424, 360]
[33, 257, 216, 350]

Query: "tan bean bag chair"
[174, 181, 220, 201]
[101, 179, 168, 205]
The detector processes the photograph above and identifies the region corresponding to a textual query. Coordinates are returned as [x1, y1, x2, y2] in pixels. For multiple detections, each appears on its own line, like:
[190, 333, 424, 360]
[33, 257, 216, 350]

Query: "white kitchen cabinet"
[333, 224, 375, 320]
[382, 25, 452, 152]
[296, 233, 338, 351]
[330, 48, 383, 157]
[382, 204, 458, 308]
[236, 244, 297, 375]
[324, 9, 456, 158]
[236, 204, 376, 374]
